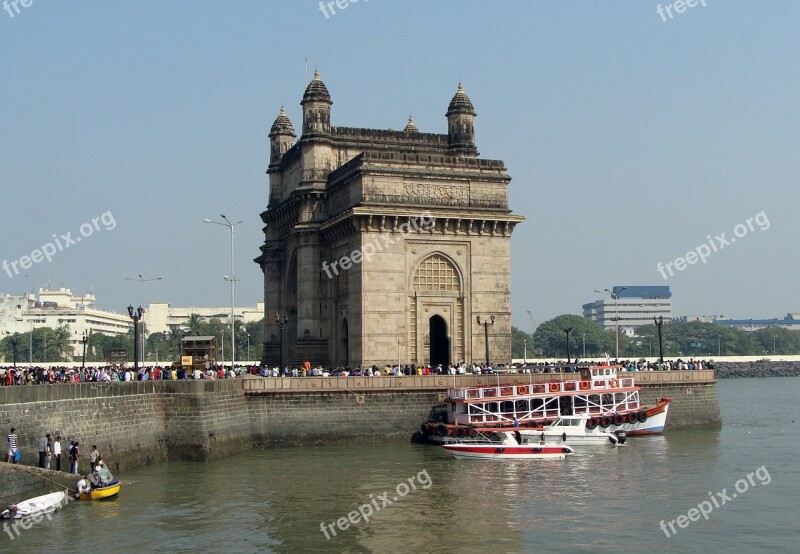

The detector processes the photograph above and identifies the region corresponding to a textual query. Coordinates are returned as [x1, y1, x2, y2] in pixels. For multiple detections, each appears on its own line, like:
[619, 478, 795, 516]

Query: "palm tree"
[186, 313, 205, 336]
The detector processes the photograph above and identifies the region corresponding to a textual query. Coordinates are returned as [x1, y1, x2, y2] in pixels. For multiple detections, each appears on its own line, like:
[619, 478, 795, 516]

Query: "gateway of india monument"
[255, 70, 525, 368]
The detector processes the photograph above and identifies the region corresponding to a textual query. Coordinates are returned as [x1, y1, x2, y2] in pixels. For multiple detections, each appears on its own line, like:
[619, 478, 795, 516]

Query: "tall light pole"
[595, 287, 627, 360]
[247, 332, 251, 363]
[563, 327, 573, 364]
[523, 338, 527, 365]
[127, 305, 144, 371]
[204, 215, 242, 369]
[654, 316, 664, 363]
[773, 335, 777, 355]
[476, 315, 495, 367]
[718, 335, 721, 356]
[81, 330, 89, 369]
[276, 313, 288, 371]
[125, 275, 161, 362]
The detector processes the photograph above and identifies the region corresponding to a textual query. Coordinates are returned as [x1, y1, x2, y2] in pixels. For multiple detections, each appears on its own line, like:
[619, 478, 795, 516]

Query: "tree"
[532, 315, 613, 359]
[511, 326, 533, 360]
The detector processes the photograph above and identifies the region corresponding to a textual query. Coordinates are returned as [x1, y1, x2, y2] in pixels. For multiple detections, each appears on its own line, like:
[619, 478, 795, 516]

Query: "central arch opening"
[429, 315, 449, 368]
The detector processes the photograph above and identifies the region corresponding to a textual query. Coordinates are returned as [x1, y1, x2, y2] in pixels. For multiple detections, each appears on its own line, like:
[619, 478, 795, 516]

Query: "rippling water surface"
[5, 377, 799, 553]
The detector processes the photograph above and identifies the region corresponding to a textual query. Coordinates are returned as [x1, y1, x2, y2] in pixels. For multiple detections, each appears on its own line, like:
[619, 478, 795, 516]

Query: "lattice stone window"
[413, 255, 459, 291]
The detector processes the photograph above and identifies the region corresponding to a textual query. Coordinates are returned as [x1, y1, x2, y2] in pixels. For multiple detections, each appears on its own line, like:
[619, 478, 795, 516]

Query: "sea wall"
[713, 361, 800, 378]
[0, 465, 80, 505]
[0, 380, 251, 475]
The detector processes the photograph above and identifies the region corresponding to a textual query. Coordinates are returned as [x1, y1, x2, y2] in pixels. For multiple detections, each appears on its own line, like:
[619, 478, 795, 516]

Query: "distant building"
[0, 288, 132, 359]
[583, 286, 672, 333]
[145, 302, 265, 335]
[713, 314, 800, 332]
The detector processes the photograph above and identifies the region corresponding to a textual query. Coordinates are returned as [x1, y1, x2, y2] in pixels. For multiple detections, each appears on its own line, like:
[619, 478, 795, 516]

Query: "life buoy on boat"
[626, 412, 638, 424]
[586, 418, 598, 430]
[637, 411, 648, 423]
[549, 383, 559, 393]
[599, 416, 611, 428]
[452, 427, 466, 438]
[518, 386, 528, 395]
[609, 379, 619, 388]
[579, 381, 590, 391]
[612, 414, 624, 426]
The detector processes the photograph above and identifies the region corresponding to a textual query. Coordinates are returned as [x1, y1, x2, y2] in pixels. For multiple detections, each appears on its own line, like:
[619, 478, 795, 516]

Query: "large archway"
[429, 315, 450, 368]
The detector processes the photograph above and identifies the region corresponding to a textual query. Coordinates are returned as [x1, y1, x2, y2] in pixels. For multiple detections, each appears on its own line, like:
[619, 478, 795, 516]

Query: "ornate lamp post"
[476, 315, 495, 367]
[276, 313, 288, 371]
[125, 274, 161, 362]
[127, 305, 144, 371]
[654, 316, 664, 363]
[81, 330, 89, 369]
[595, 287, 627, 359]
[563, 327, 573, 363]
[10, 337, 18, 368]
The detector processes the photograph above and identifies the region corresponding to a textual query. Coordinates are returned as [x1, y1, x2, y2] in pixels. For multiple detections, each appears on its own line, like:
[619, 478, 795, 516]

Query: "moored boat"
[79, 480, 121, 501]
[442, 431, 575, 460]
[422, 364, 671, 442]
[1, 491, 68, 520]
[522, 415, 626, 446]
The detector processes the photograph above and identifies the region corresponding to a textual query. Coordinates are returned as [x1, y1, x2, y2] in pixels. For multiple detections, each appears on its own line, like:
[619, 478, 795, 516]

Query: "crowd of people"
[0, 364, 241, 385]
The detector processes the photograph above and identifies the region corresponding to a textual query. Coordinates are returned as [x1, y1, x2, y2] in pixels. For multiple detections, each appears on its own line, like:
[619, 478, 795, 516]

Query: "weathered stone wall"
[0, 465, 80, 504]
[0, 381, 251, 474]
[714, 361, 800, 378]
[247, 389, 445, 446]
[639, 383, 721, 429]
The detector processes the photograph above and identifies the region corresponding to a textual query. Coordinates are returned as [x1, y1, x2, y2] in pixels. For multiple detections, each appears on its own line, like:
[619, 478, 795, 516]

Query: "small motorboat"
[1, 491, 68, 519]
[442, 431, 575, 460]
[523, 415, 627, 446]
[79, 480, 121, 501]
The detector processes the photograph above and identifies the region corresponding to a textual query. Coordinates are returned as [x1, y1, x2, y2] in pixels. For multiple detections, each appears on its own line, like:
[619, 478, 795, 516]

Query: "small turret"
[446, 82, 478, 157]
[403, 114, 419, 134]
[269, 104, 296, 165]
[301, 69, 332, 136]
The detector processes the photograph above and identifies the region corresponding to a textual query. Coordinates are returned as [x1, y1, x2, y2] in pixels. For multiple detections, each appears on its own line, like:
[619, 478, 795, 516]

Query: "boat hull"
[1, 491, 68, 519]
[443, 444, 574, 460]
[79, 481, 121, 501]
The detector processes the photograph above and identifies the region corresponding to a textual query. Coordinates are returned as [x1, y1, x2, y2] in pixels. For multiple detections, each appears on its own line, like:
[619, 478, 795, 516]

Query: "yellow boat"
[79, 480, 121, 501]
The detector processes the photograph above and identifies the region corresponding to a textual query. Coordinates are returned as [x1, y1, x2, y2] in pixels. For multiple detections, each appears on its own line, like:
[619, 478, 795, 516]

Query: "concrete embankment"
[713, 361, 800, 378]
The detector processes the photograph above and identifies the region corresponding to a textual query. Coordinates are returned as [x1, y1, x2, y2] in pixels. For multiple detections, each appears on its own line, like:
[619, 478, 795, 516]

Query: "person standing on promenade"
[89, 445, 100, 472]
[69, 441, 80, 474]
[38, 434, 50, 468]
[6, 428, 18, 463]
[52, 435, 62, 471]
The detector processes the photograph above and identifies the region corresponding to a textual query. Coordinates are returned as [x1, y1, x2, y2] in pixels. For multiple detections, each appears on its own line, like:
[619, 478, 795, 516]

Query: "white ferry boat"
[422, 365, 670, 443]
[522, 415, 626, 446]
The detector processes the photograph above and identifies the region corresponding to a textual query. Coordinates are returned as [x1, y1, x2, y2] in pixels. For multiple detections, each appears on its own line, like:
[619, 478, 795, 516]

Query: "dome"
[446, 82, 475, 116]
[269, 105, 296, 137]
[302, 68, 332, 104]
[403, 115, 419, 133]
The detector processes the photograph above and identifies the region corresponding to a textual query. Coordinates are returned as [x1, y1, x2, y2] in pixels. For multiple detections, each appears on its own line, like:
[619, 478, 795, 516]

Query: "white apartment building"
[583, 286, 672, 334]
[145, 302, 265, 334]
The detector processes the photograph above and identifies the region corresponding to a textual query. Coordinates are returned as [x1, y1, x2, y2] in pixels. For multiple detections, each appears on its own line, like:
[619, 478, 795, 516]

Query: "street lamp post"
[523, 338, 527, 365]
[125, 274, 162, 362]
[582, 334, 586, 358]
[563, 327, 573, 364]
[247, 333, 251, 363]
[595, 287, 627, 360]
[28, 321, 33, 364]
[718, 335, 721, 356]
[476, 315, 495, 367]
[276, 313, 288, 371]
[81, 330, 89, 369]
[127, 305, 144, 371]
[649, 335, 653, 358]
[10, 337, 18, 368]
[773, 335, 777, 355]
[204, 215, 243, 370]
[654, 316, 664, 363]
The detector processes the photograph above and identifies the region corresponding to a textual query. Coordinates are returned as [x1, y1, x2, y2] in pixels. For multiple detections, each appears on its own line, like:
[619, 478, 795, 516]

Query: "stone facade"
[255, 72, 525, 368]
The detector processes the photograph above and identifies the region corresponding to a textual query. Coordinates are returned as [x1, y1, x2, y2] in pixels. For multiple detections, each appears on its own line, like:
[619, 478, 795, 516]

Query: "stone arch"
[411, 253, 463, 293]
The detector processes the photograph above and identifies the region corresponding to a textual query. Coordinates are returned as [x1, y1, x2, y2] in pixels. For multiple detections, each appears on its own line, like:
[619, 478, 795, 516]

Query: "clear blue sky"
[1, 1, 798, 330]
